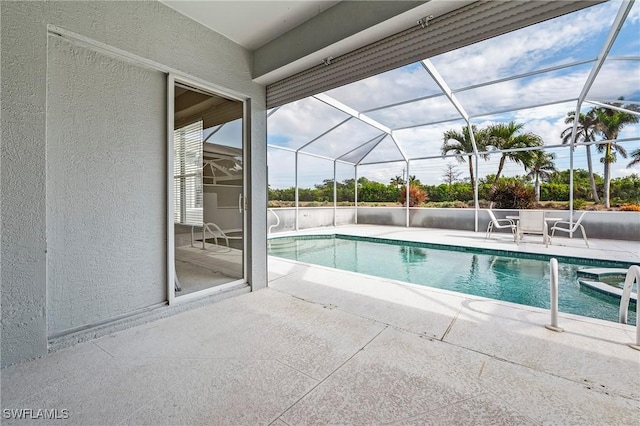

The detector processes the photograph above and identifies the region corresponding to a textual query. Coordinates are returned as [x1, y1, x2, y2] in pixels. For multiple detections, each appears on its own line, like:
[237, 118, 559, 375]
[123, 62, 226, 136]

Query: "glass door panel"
[173, 82, 244, 297]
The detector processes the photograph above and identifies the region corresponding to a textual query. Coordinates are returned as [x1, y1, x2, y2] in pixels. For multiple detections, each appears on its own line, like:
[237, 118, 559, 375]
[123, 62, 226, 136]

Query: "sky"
[267, 0, 640, 188]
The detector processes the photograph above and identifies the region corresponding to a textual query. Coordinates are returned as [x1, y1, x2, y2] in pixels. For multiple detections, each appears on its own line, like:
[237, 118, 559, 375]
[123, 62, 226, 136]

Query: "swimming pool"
[268, 234, 636, 324]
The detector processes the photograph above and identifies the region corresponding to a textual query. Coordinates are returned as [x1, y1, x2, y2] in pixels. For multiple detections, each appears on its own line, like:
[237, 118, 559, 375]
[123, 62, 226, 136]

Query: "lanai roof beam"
[313, 93, 409, 162]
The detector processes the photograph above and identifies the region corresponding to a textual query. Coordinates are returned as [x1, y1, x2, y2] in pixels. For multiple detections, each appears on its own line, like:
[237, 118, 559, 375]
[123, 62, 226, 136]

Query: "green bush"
[490, 181, 535, 209]
[573, 198, 586, 210]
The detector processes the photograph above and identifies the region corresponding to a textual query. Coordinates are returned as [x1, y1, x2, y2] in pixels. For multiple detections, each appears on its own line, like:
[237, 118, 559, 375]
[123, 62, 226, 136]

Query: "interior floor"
[175, 236, 243, 296]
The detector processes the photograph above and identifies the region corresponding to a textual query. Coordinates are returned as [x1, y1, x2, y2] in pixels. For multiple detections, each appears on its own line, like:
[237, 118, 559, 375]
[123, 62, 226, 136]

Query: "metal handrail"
[191, 223, 230, 249]
[203, 222, 229, 248]
[268, 208, 280, 235]
[619, 265, 640, 350]
[545, 258, 564, 332]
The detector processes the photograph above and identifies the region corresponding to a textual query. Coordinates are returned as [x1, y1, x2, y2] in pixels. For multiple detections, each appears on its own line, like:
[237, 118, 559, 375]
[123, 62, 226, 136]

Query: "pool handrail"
[545, 258, 563, 332]
[619, 265, 640, 350]
[190, 223, 230, 248]
[268, 208, 280, 235]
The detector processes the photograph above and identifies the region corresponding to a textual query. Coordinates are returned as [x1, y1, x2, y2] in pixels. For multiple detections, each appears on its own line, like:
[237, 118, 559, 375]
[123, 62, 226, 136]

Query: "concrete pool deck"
[2, 225, 639, 424]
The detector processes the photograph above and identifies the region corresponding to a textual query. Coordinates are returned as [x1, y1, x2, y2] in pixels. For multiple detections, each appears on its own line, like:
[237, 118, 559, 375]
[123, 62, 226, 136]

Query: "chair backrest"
[573, 211, 587, 226]
[487, 209, 499, 223]
[519, 210, 545, 232]
[568, 211, 587, 230]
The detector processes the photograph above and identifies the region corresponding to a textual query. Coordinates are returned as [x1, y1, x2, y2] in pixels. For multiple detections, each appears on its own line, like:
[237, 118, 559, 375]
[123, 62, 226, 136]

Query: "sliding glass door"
[171, 79, 245, 298]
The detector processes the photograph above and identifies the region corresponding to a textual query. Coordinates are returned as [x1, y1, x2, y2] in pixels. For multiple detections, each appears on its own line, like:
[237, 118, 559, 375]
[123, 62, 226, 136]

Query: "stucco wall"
[269, 207, 639, 242]
[267, 207, 356, 233]
[359, 208, 640, 240]
[46, 37, 168, 336]
[1, 1, 267, 366]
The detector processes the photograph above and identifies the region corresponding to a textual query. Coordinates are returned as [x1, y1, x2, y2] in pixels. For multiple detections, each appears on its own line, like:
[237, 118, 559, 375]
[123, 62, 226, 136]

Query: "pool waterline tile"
[269, 233, 635, 269]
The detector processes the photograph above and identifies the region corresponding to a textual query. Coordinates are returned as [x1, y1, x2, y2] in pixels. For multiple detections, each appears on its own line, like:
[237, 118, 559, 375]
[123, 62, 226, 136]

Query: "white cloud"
[324, 64, 440, 112]
[268, 97, 349, 148]
[429, 1, 618, 88]
[616, 167, 640, 176]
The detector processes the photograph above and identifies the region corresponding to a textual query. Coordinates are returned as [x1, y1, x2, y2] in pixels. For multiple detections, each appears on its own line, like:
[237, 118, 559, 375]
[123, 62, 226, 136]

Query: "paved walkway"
[2, 226, 639, 425]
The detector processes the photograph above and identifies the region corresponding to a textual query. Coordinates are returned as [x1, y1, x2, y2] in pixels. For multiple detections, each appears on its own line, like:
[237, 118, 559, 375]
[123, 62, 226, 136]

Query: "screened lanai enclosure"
[267, 0, 640, 233]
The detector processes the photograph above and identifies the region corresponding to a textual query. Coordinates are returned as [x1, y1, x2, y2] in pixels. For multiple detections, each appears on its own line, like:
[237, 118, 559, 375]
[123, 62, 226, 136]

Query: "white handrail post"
[619, 265, 640, 350]
[333, 160, 337, 227]
[405, 160, 410, 228]
[354, 165, 358, 225]
[295, 151, 299, 231]
[545, 258, 564, 332]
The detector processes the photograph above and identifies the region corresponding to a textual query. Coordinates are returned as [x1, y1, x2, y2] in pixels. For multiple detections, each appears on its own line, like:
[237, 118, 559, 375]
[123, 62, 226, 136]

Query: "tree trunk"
[585, 145, 600, 203]
[603, 143, 611, 209]
[535, 174, 540, 203]
[467, 155, 475, 189]
[493, 157, 506, 187]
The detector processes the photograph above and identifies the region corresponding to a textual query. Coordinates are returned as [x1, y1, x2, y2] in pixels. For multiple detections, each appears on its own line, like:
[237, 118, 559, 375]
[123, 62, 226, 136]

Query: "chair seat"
[549, 212, 589, 247]
[485, 210, 516, 241]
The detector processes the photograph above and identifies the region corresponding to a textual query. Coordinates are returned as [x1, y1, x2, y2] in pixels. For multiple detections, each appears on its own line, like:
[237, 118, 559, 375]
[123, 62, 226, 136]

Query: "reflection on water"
[399, 246, 427, 264]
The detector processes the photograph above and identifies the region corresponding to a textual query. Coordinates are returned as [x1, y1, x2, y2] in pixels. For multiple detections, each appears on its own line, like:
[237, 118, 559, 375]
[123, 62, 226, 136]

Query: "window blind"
[174, 120, 203, 226]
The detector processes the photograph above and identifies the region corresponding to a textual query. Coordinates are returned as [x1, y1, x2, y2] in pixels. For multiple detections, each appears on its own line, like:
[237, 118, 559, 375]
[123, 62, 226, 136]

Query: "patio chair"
[516, 210, 548, 247]
[550, 211, 589, 247]
[485, 210, 516, 241]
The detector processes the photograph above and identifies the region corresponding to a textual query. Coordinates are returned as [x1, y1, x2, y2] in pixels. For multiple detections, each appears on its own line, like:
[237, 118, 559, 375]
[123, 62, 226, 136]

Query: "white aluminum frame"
[169, 74, 251, 304]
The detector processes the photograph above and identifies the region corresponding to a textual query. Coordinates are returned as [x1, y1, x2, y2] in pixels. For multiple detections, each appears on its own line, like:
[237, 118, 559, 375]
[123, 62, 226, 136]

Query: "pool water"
[268, 235, 636, 324]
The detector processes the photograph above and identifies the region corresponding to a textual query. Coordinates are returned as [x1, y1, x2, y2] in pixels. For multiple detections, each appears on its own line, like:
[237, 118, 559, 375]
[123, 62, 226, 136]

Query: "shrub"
[399, 185, 428, 207]
[620, 204, 640, 212]
[425, 200, 468, 208]
[490, 181, 535, 209]
[573, 199, 586, 210]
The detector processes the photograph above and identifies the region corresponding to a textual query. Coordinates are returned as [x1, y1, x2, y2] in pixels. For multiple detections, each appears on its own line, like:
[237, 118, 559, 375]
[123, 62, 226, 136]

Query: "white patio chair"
[485, 210, 516, 240]
[516, 210, 548, 247]
[550, 211, 589, 247]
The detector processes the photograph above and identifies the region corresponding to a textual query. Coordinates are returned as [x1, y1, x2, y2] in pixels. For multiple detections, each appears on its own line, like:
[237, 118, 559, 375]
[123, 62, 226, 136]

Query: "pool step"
[576, 268, 628, 281]
[268, 238, 299, 255]
[579, 279, 637, 305]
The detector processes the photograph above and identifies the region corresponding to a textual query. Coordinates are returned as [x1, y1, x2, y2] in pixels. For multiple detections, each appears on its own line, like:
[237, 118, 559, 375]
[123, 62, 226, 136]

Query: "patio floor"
[2, 226, 639, 425]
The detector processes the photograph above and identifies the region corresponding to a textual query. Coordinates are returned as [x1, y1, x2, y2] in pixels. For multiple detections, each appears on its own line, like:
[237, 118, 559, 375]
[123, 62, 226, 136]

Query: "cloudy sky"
[266, 0, 640, 188]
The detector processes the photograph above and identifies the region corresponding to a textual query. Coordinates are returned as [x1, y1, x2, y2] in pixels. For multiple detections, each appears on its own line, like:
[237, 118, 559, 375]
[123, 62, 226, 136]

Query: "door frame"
[167, 73, 249, 305]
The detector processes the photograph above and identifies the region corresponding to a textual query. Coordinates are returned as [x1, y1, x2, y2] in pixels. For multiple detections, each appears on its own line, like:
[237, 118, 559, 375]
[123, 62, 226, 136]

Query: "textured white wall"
[1, 1, 267, 366]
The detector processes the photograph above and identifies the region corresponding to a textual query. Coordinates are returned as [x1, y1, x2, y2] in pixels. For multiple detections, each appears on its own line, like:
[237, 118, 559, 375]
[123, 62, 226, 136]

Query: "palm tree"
[525, 151, 557, 203]
[485, 121, 543, 193]
[390, 175, 405, 188]
[442, 125, 487, 190]
[561, 110, 600, 203]
[592, 99, 639, 208]
[628, 148, 640, 168]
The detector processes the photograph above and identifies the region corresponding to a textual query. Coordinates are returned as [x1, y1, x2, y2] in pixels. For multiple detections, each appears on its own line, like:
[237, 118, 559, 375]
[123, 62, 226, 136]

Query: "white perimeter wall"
[268, 207, 640, 242]
[1, 1, 267, 366]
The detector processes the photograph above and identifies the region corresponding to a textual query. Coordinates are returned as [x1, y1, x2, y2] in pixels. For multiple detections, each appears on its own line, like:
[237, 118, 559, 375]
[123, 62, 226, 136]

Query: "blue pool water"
[268, 235, 636, 324]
